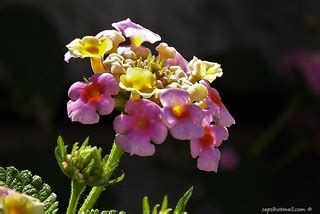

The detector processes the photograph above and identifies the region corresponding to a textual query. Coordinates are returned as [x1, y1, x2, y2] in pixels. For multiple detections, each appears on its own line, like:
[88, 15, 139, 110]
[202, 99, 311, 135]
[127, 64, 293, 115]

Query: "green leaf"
[152, 204, 160, 214]
[106, 172, 125, 187]
[173, 187, 193, 214]
[160, 195, 168, 212]
[0, 166, 59, 213]
[142, 196, 150, 214]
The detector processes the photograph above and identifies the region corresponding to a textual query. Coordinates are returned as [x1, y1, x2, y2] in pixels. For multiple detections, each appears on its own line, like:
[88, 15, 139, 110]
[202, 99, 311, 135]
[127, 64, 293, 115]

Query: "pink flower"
[166, 51, 190, 74]
[190, 116, 229, 172]
[112, 18, 161, 47]
[67, 73, 119, 124]
[280, 50, 320, 95]
[160, 88, 204, 140]
[113, 99, 168, 156]
[201, 80, 235, 127]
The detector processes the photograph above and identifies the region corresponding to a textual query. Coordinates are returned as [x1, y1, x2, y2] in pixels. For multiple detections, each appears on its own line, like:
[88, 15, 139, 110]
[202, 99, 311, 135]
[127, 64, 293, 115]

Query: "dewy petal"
[112, 18, 161, 45]
[113, 114, 136, 134]
[197, 148, 221, 172]
[171, 120, 204, 140]
[67, 100, 99, 124]
[115, 133, 155, 156]
[190, 139, 201, 158]
[160, 88, 191, 107]
[68, 82, 86, 100]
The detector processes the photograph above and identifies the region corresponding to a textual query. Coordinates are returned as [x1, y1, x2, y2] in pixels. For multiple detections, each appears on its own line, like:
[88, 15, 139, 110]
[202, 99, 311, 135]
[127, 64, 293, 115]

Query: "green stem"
[248, 91, 304, 158]
[66, 181, 86, 214]
[79, 143, 123, 213]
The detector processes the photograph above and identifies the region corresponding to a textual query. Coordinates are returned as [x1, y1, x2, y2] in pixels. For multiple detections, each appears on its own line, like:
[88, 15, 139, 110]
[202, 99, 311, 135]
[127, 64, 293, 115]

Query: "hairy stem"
[66, 181, 86, 214]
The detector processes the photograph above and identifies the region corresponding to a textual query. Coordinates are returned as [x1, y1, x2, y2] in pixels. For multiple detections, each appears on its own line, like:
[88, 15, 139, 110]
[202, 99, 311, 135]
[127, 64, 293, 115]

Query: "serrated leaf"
[173, 187, 193, 214]
[142, 196, 150, 214]
[0, 166, 59, 213]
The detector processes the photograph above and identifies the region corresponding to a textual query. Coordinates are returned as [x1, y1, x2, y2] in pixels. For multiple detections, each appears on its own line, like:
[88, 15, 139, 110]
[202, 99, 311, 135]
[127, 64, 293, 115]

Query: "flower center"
[209, 91, 222, 107]
[85, 46, 100, 54]
[172, 104, 189, 118]
[200, 126, 215, 148]
[136, 118, 149, 129]
[7, 206, 24, 214]
[81, 83, 103, 102]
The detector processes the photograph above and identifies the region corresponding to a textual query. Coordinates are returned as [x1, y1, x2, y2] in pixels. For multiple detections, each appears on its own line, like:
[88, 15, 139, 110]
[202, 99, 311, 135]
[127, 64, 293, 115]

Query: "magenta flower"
[67, 73, 119, 124]
[190, 115, 229, 172]
[280, 50, 320, 95]
[113, 99, 168, 156]
[112, 18, 161, 47]
[201, 80, 235, 128]
[160, 88, 204, 140]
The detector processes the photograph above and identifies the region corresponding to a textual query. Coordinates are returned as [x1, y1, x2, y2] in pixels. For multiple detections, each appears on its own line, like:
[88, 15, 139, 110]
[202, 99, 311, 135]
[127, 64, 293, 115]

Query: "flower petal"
[211, 125, 229, 147]
[113, 114, 136, 134]
[161, 107, 178, 128]
[68, 82, 86, 100]
[95, 73, 120, 95]
[96, 96, 115, 115]
[115, 133, 155, 156]
[171, 120, 204, 140]
[190, 139, 201, 158]
[150, 122, 168, 144]
[160, 88, 190, 107]
[67, 100, 99, 124]
[197, 148, 221, 172]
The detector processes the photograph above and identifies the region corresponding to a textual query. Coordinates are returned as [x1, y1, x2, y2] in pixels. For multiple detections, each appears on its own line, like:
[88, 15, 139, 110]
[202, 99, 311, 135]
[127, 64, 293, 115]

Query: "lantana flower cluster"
[65, 18, 235, 172]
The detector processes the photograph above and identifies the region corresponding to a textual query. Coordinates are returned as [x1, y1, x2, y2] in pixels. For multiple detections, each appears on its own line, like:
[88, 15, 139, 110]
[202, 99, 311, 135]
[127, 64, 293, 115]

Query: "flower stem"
[79, 143, 123, 212]
[66, 181, 86, 214]
[248, 91, 304, 158]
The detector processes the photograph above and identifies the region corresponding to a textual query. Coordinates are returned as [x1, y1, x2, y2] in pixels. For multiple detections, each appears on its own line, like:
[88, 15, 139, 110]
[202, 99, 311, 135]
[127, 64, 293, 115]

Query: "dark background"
[0, 0, 319, 213]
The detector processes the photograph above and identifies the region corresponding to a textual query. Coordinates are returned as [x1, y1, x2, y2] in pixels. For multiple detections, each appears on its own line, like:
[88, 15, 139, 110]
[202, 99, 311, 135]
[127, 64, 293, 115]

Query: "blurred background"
[0, 0, 319, 213]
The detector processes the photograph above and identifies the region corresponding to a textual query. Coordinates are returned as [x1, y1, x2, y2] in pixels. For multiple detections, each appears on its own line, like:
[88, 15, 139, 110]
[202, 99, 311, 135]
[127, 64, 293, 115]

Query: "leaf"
[160, 195, 168, 212]
[142, 196, 150, 214]
[173, 187, 193, 214]
[106, 172, 125, 187]
[0, 166, 59, 213]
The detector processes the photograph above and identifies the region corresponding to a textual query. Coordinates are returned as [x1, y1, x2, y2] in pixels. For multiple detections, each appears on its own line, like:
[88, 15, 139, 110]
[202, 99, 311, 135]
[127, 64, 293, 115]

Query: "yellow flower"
[66, 36, 112, 59]
[188, 56, 223, 83]
[119, 68, 156, 99]
[0, 190, 44, 214]
[65, 36, 113, 74]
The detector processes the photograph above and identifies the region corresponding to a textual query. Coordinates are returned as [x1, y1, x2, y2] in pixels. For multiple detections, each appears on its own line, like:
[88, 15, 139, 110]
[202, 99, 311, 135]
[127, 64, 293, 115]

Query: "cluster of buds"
[65, 18, 235, 172]
[0, 187, 43, 214]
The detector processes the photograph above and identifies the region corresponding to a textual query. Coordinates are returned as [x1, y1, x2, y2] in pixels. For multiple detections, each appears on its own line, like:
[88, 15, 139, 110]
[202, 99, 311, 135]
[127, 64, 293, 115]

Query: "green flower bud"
[55, 136, 122, 186]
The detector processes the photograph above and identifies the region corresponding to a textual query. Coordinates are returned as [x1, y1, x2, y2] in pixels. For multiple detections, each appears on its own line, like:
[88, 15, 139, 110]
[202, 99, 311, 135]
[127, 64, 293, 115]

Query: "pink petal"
[96, 96, 115, 115]
[113, 114, 136, 134]
[197, 148, 221, 172]
[67, 100, 99, 124]
[217, 105, 235, 128]
[190, 139, 201, 158]
[96, 73, 120, 95]
[125, 99, 160, 117]
[171, 121, 204, 140]
[160, 88, 190, 107]
[186, 104, 205, 124]
[211, 125, 229, 147]
[115, 133, 155, 156]
[112, 18, 161, 44]
[166, 51, 190, 74]
[68, 82, 86, 100]
[149, 122, 168, 144]
[160, 107, 178, 128]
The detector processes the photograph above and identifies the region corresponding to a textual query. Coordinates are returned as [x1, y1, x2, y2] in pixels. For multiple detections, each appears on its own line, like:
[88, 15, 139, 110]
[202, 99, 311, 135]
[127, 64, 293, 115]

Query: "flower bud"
[55, 136, 111, 186]
[187, 83, 208, 102]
